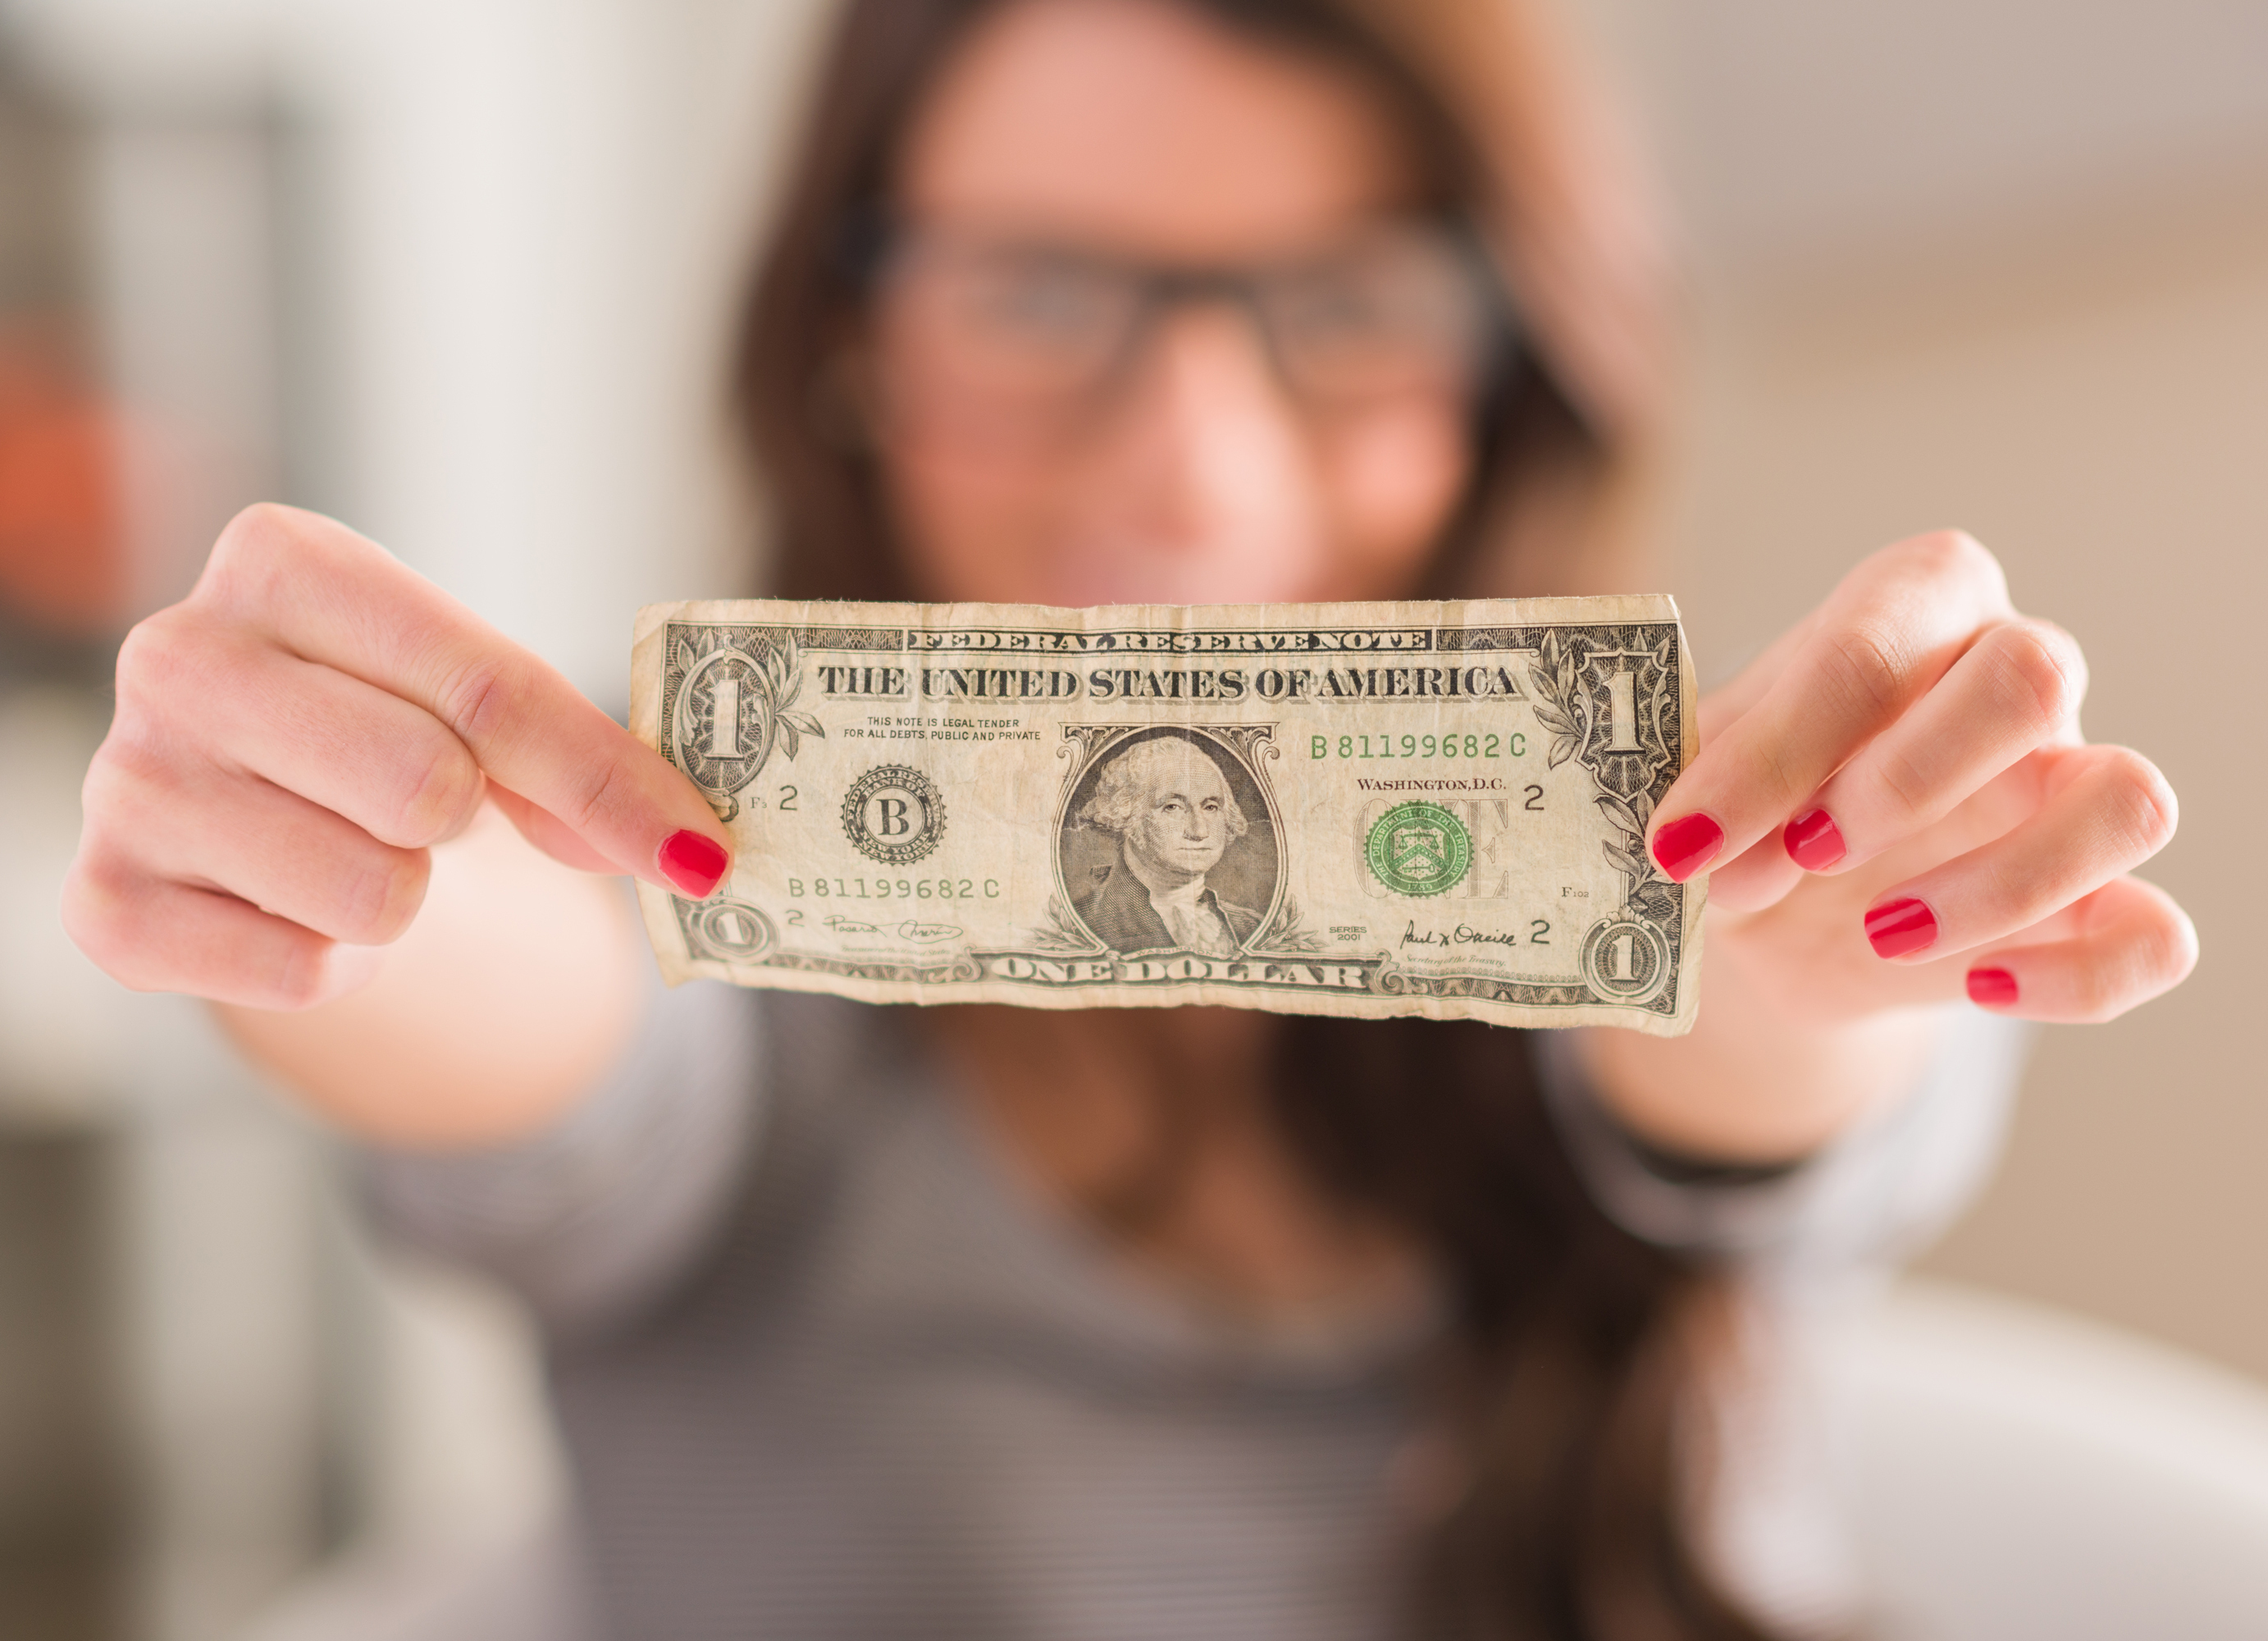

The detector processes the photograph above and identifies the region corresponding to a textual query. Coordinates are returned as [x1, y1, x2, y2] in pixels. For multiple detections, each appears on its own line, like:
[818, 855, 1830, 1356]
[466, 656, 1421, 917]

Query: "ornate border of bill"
[631, 596, 1703, 1035]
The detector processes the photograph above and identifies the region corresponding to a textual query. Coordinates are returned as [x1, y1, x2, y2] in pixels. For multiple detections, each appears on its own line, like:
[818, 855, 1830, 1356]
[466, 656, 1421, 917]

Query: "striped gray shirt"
[368, 982, 2021, 1640]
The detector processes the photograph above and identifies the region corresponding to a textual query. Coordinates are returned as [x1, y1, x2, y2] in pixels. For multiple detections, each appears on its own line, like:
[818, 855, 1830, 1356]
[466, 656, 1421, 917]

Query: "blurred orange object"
[0, 317, 126, 635]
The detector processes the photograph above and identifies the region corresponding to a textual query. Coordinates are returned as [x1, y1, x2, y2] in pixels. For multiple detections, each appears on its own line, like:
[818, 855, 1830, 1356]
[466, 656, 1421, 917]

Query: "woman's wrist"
[1568, 938, 1945, 1167]
[214, 804, 649, 1149]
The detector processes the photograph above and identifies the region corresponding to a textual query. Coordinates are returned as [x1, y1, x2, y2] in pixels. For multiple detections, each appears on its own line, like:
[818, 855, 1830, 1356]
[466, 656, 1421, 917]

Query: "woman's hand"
[64, 504, 733, 1012]
[1656, 529, 2193, 1022]
[1581, 531, 2196, 1162]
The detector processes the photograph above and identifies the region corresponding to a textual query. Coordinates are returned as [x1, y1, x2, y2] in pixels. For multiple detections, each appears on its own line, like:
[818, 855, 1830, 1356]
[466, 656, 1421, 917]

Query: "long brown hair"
[733, 2, 1767, 1636]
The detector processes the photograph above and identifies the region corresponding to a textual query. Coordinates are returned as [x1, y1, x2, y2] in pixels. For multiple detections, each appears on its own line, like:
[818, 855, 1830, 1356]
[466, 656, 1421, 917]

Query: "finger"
[1649, 530, 2014, 884]
[1709, 745, 2048, 916]
[62, 853, 382, 1011]
[1700, 830, 1807, 913]
[1862, 743, 2177, 963]
[194, 504, 730, 897]
[85, 740, 432, 945]
[1960, 875, 2197, 1023]
[153, 610, 488, 850]
[486, 783, 619, 875]
[1696, 606, 1823, 743]
[1782, 615, 2087, 876]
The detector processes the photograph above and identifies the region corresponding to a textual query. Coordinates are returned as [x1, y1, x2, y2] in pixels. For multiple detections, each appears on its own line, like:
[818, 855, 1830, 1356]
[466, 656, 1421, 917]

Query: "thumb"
[201, 505, 734, 896]
[485, 743, 732, 899]
[486, 783, 635, 876]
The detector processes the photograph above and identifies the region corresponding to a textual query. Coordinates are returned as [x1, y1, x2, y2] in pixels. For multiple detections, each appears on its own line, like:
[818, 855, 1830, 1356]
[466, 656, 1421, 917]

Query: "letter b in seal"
[843, 764, 947, 865]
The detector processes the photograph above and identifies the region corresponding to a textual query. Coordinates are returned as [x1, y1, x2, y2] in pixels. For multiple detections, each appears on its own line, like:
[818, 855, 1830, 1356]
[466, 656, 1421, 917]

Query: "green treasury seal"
[1364, 801, 1472, 897]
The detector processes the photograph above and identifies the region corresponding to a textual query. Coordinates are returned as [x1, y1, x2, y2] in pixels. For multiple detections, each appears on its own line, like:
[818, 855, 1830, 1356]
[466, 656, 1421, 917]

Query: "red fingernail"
[1865, 897, 1938, 959]
[1967, 967, 2019, 1008]
[659, 830, 728, 898]
[1650, 813, 1724, 881]
[1783, 808, 1847, 871]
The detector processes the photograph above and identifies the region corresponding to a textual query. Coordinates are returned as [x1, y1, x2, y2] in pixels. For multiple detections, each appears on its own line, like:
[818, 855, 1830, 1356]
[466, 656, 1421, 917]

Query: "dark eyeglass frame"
[842, 207, 1523, 416]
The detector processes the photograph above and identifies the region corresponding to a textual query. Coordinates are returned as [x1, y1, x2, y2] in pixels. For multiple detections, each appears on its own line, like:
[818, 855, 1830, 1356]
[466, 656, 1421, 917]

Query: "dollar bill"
[630, 597, 1702, 1035]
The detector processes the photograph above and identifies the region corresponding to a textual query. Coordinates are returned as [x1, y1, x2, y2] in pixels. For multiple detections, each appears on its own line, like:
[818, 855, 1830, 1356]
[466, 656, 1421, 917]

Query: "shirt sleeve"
[358, 971, 765, 1336]
[1536, 1010, 2031, 1630]
[1536, 1007, 2030, 1285]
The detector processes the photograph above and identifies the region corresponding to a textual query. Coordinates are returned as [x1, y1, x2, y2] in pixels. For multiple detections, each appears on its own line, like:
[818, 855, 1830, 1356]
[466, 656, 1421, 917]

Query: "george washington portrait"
[1061, 731, 1279, 957]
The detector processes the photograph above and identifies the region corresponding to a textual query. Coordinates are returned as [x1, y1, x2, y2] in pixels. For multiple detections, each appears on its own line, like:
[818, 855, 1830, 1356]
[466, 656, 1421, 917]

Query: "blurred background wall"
[0, 0, 2259, 1636]
[1582, 0, 2268, 1379]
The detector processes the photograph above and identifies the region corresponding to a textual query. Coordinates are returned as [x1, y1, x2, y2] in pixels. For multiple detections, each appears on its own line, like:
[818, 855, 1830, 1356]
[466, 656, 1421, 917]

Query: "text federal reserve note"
[631, 597, 1702, 1035]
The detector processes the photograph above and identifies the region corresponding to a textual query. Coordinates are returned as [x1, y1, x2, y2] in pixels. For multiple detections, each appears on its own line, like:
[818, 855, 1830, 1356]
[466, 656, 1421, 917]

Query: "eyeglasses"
[867, 217, 1512, 422]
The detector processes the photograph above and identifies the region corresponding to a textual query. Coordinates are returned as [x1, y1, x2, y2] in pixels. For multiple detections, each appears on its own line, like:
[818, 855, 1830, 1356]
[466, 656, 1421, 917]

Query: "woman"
[63, 0, 2195, 1635]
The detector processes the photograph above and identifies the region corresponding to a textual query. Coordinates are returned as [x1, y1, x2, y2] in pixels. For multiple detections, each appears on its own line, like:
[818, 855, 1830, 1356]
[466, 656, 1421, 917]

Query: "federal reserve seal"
[1364, 801, 1472, 898]
[842, 764, 947, 866]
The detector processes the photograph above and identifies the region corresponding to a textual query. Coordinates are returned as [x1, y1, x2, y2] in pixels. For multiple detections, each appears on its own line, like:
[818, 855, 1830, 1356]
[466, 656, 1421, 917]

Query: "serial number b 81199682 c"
[1311, 731, 1528, 760]
[787, 876, 1002, 901]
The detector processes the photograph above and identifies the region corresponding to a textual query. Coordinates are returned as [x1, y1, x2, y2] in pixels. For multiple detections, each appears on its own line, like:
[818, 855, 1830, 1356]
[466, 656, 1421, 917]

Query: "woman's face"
[871, 0, 1479, 607]
[1121, 743, 1234, 881]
